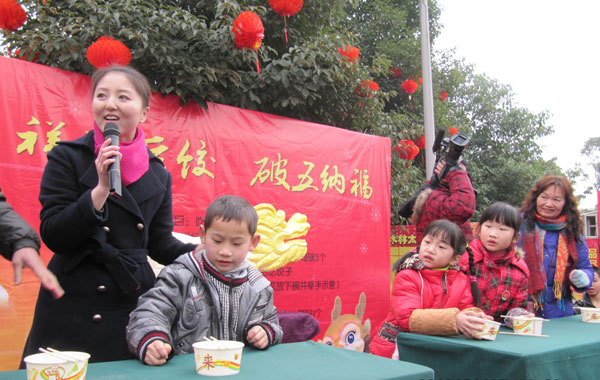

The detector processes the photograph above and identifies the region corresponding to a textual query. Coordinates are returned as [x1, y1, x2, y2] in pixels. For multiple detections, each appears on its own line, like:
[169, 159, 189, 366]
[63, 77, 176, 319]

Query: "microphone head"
[103, 122, 120, 137]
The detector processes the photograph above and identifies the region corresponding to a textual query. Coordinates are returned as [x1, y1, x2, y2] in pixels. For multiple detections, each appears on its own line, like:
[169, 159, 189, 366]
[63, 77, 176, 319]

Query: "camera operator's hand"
[434, 161, 445, 176]
[435, 160, 467, 183]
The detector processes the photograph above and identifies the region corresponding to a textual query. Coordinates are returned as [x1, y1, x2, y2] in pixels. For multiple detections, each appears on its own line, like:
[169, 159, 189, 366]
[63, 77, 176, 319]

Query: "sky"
[433, 0, 600, 209]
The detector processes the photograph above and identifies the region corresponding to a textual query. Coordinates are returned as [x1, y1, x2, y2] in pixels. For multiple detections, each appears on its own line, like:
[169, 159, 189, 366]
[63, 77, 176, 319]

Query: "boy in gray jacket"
[126, 195, 282, 365]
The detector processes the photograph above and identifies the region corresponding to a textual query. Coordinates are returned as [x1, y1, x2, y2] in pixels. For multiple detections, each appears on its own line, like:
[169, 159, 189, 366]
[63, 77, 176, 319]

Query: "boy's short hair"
[204, 195, 258, 235]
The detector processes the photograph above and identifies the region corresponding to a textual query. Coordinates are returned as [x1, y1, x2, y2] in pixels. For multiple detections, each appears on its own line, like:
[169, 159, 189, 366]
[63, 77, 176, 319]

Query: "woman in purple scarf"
[518, 176, 593, 319]
[21, 66, 198, 365]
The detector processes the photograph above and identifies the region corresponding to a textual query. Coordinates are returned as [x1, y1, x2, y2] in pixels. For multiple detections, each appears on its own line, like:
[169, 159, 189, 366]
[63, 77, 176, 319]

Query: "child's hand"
[144, 340, 172, 366]
[456, 310, 492, 339]
[246, 325, 268, 349]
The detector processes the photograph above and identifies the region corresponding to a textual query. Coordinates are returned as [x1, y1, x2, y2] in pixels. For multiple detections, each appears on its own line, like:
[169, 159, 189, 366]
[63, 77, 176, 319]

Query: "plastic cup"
[193, 340, 244, 376]
[24, 351, 90, 380]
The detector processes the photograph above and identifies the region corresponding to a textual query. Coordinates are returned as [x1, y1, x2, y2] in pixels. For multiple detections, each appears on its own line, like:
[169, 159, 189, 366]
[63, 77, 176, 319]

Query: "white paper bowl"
[511, 316, 544, 335]
[579, 307, 600, 323]
[471, 318, 501, 340]
[193, 340, 244, 376]
[24, 351, 90, 380]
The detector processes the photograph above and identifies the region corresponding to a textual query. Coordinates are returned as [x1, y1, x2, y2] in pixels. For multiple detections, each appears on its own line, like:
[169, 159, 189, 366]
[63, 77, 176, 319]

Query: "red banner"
[0, 57, 391, 369]
[586, 239, 598, 268]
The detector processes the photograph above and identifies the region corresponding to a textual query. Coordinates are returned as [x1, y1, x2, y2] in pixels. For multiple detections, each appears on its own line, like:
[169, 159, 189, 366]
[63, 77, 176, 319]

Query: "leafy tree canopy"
[2, 0, 563, 223]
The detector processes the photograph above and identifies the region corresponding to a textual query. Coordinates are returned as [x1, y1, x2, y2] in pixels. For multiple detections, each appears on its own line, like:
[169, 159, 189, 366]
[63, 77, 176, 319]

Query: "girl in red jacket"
[371, 219, 490, 358]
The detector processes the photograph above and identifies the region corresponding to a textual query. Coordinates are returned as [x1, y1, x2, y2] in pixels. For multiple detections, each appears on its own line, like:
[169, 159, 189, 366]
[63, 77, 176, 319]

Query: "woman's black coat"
[21, 131, 196, 364]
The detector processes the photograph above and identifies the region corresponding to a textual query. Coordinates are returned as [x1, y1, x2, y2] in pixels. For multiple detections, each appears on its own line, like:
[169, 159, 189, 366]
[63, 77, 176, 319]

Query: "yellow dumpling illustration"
[249, 203, 310, 271]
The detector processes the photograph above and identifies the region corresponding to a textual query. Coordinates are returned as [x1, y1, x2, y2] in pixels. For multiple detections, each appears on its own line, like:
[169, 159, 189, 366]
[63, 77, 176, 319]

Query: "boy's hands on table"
[247, 325, 268, 349]
[144, 340, 172, 366]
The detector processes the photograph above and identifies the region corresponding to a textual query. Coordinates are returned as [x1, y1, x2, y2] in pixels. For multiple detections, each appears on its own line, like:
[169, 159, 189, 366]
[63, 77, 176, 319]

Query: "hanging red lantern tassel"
[86, 36, 132, 69]
[0, 0, 27, 32]
[269, 0, 303, 43]
[232, 11, 265, 75]
[401, 79, 418, 110]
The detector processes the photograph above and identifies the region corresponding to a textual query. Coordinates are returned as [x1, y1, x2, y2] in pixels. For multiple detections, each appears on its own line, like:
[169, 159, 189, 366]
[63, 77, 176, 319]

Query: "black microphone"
[103, 122, 122, 199]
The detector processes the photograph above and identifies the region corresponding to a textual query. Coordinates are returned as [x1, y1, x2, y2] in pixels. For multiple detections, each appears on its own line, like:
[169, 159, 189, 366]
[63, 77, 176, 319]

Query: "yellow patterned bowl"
[579, 307, 600, 323]
[511, 316, 544, 335]
[471, 317, 501, 340]
[24, 351, 90, 380]
[193, 340, 244, 376]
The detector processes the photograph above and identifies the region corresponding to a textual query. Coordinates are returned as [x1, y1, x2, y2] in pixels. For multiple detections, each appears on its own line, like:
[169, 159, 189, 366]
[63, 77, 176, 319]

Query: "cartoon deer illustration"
[321, 292, 371, 352]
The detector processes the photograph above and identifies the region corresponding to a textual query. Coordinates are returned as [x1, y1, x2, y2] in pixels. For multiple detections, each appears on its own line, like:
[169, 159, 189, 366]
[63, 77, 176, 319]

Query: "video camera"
[429, 129, 470, 188]
[397, 129, 470, 219]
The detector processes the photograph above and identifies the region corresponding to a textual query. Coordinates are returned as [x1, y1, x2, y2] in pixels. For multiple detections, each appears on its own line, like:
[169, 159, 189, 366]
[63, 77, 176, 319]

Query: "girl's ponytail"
[466, 245, 480, 307]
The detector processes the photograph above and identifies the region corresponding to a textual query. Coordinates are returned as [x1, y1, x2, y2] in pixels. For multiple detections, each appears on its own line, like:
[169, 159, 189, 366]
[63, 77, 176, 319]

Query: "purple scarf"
[93, 122, 149, 186]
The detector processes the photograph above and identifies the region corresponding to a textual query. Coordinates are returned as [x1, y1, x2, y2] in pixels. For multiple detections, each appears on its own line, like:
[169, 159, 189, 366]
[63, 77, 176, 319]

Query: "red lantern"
[339, 45, 359, 64]
[0, 0, 27, 32]
[365, 80, 379, 92]
[356, 79, 379, 99]
[440, 90, 448, 102]
[14, 47, 39, 63]
[269, 0, 303, 43]
[449, 127, 459, 136]
[401, 79, 418, 110]
[401, 79, 418, 94]
[394, 140, 420, 161]
[390, 66, 403, 79]
[86, 36, 132, 69]
[394, 139, 420, 181]
[232, 11, 265, 75]
[416, 136, 426, 149]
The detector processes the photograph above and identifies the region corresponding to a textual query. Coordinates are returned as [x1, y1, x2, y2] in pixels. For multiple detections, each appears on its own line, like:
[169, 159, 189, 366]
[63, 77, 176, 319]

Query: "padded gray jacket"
[126, 250, 282, 361]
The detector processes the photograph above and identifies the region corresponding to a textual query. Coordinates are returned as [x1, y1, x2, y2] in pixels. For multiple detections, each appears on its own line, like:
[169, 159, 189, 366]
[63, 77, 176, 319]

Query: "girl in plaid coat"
[460, 202, 530, 322]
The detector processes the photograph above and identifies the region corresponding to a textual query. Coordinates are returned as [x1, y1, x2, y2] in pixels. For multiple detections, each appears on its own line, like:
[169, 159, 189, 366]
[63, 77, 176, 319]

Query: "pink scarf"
[93, 122, 149, 186]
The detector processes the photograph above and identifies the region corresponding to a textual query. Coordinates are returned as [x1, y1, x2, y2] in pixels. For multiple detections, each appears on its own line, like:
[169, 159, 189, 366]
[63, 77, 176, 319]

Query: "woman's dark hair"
[422, 219, 466, 257]
[478, 202, 522, 238]
[520, 175, 581, 240]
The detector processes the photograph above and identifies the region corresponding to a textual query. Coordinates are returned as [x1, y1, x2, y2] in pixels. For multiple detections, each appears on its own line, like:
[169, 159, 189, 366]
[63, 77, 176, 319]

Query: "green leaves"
[1, 0, 560, 223]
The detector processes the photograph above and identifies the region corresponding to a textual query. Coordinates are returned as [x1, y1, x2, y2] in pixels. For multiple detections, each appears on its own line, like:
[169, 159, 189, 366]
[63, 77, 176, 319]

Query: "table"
[396, 315, 600, 380]
[1, 341, 434, 380]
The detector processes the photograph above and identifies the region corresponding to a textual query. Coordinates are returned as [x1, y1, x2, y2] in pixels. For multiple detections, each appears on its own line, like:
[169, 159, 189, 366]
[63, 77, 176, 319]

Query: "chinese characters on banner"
[586, 239, 598, 268]
[0, 57, 391, 368]
[390, 225, 418, 288]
